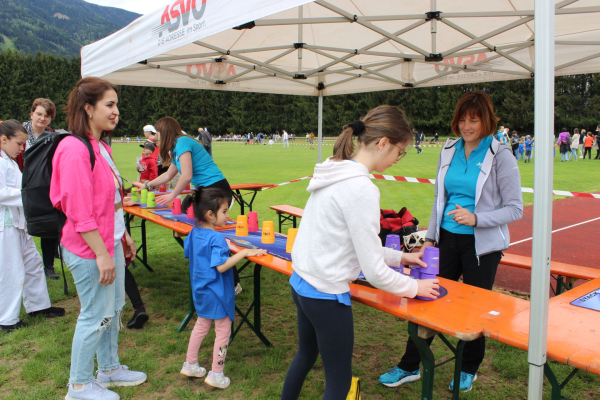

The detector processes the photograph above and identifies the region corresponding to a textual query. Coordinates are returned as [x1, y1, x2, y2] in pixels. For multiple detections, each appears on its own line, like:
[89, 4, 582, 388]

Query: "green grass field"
[2, 140, 599, 399]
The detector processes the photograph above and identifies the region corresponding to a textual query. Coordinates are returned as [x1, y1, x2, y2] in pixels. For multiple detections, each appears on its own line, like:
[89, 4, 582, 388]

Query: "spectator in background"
[583, 131, 594, 159]
[198, 127, 213, 159]
[518, 137, 525, 161]
[524, 135, 534, 163]
[413, 128, 422, 154]
[594, 126, 600, 160]
[309, 132, 315, 150]
[138, 142, 158, 182]
[511, 131, 519, 158]
[282, 130, 289, 148]
[567, 128, 580, 162]
[434, 132, 439, 142]
[21, 98, 60, 280]
[578, 129, 586, 158]
[556, 128, 571, 162]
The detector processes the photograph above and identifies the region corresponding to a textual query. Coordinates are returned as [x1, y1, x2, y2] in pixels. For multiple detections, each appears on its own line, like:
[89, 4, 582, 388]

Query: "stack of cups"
[247, 212, 259, 232]
[147, 192, 156, 208]
[172, 198, 182, 215]
[140, 189, 148, 204]
[131, 188, 139, 202]
[286, 228, 298, 253]
[186, 205, 195, 219]
[384, 234, 403, 274]
[236, 215, 248, 236]
[261, 221, 275, 244]
[416, 247, 440, 301]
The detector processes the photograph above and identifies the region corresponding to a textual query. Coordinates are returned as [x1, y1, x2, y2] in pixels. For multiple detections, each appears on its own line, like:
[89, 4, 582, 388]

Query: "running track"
[495, 195, 600, 294]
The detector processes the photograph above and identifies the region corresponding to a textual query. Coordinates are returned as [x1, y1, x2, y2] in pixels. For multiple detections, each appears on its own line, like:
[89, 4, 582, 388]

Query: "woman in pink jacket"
[50, 77, 146, 400]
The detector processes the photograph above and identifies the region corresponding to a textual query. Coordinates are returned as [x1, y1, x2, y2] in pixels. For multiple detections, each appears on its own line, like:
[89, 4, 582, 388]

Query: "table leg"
[544, 363, 579, 400]
[408, 322, 435, 400]
[278, 212, 283, 233]
[135, 219, 153, 272]
[173, 234, 195, 333]
[246, 190, 258, 212]
[233, 189, 245, 215]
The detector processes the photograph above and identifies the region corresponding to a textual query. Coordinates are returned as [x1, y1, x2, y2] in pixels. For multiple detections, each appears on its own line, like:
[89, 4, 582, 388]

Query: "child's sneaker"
[378, 366, 420, 387]
[96, 365, 147, 387]
[180, 362, 206, 378]
[449, 372, 477, 392]
[65, 380, 119, 400]
[204, 371, 230, 389]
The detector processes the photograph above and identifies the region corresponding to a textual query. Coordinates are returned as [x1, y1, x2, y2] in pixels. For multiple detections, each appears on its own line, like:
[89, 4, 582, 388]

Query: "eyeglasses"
[396, 145, 409, 161]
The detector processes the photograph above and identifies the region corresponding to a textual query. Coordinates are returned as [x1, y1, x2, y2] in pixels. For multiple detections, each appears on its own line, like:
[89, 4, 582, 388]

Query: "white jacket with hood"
[291, 158, 418, 298]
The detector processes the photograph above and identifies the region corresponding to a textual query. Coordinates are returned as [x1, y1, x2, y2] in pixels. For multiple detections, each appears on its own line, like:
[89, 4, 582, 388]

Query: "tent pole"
[318, 92, 323, 164]
[528, 0, 555, 398]
[430, 0, 437, 54]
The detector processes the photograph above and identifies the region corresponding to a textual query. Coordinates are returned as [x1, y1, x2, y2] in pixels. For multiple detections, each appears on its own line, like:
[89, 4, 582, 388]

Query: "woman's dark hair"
[333, 105, 412, 161]
[574, 128, 579, 134]
[451, 91, 499, 139]
[65, 77, 119, 139]
[30, 98, 56, 119]
[0, 119, 27, 139]
[181, 187, 232, 225]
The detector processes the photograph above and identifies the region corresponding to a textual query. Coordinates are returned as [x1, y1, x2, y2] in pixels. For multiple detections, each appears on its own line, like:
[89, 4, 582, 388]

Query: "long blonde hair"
[332, 105, 412, 161]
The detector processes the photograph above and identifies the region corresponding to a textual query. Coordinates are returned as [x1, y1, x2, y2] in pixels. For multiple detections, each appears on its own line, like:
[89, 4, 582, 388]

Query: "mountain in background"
[0, 0, 140, 57]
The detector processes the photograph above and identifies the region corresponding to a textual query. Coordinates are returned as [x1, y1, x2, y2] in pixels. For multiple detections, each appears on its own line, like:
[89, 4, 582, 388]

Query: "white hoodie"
[292, 157, 418, 298]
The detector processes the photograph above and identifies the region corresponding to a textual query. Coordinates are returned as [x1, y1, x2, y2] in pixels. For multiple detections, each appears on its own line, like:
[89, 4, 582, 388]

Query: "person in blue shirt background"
[133, 117, 232, 205]
[181, 187, 265, 389]
[524, 135, 534, 163]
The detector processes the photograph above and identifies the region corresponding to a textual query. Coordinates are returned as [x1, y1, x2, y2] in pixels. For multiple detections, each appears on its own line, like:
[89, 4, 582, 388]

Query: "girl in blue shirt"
[133, 117, 231, 205]
[181, 187, 265, 389]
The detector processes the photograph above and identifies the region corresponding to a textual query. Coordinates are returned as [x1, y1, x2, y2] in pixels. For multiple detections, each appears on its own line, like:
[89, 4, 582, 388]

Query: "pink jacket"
[50, 136, 116, 259]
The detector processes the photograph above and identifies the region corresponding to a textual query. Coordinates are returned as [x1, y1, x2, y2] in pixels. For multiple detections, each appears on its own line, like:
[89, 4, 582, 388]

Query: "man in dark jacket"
[413, 128, 422, 154]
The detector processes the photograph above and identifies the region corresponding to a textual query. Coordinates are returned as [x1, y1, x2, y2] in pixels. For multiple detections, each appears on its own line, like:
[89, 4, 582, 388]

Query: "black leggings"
[124, 267, 144, 310]
[40, 237, 58, 269]
[281, 287, 353, 400]
[583, 147, 592, 159]
[397, 229, 502, 375]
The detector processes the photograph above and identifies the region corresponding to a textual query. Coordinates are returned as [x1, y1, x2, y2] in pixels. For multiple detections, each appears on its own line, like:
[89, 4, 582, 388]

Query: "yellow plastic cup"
[140, 189, 148, 204]
[261, 221, 275, 244]
[236, 215, 248, 236]
[131, 188, 139, 202]
[147, 192, 156, 208]
[286, 228, 298, 253]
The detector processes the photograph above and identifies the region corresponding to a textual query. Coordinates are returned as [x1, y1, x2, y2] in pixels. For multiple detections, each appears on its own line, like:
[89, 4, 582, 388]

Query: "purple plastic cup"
[409, 265, 421, 280]
[417, 247, 440, 300]
[384, 234, 401, 251]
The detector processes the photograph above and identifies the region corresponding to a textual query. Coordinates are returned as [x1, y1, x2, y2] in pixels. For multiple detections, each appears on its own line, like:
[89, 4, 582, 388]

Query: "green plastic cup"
[147, 192, 156, 208]
[131, 188, 139, 202]
[140, 189, 148, 204]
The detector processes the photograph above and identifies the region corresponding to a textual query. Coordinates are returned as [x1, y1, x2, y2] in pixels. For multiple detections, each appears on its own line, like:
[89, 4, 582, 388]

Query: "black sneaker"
[44, 266, 60, 280]
[127, 307, 149, 329]
[0, 321, 28, 333]
[28, 306, 65, 318]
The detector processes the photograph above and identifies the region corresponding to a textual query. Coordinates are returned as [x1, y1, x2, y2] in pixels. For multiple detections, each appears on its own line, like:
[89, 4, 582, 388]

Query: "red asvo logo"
[154, 0, 207, 38]
[435, 53, 488, 74]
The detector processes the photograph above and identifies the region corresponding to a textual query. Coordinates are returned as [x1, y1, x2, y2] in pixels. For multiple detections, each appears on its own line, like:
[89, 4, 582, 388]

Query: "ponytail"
[185, 186, 232, 225]
[332, 127, 355, 160]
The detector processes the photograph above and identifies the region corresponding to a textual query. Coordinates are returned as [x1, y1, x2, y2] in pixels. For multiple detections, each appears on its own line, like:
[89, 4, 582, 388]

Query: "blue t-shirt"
[290, 271, 351, 306]
[525, 140, 533, 151]
[441, 136, 492, 235]
[184, 227, 235, 321]
[518, 143, 524, 153]
[173, 136, 225, 187]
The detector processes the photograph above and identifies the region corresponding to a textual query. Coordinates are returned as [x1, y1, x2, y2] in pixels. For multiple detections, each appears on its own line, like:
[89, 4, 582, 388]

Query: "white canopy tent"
[82, 1, 600, 397]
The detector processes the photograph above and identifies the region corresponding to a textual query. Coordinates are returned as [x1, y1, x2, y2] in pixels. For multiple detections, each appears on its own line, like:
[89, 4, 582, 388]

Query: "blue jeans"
[62, 242, 126, 384]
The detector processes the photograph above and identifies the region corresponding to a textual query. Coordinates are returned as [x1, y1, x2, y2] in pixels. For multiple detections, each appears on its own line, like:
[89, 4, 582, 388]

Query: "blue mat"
[571, 287, 600, 312]
[150, 209, 237, 227]
[219, 230, 291, 261]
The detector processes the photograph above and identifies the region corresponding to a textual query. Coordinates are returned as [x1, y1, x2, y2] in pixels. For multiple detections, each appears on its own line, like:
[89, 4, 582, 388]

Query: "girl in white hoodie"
[281, 106, 439, 399]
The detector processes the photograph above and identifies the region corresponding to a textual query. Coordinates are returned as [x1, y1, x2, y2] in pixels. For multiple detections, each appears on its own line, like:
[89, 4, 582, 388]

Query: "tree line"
[1, 50, 599, 137]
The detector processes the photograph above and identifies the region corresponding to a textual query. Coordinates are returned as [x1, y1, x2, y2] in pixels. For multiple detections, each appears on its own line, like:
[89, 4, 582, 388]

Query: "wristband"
[144, 181, 153, 190]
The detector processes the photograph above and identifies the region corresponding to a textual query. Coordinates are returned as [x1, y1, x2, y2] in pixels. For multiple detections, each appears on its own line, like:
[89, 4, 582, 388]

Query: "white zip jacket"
[426, 138, 523, 256]
[0, 151, 26, 232]
[292, 157, 418, 298]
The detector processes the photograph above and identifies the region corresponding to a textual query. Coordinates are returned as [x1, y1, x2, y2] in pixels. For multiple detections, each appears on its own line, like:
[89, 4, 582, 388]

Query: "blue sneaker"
[378, 366, 420, 388]
[449, 372, 477, 392]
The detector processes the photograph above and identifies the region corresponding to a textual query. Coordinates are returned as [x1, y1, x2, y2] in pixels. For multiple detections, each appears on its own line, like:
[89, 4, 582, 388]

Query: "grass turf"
[2, 140, 600, 399]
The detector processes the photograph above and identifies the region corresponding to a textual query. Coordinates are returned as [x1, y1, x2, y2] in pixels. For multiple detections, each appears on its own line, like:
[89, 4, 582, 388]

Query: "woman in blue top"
[133, 117, 231, 204]
[379, 91, 523, 393]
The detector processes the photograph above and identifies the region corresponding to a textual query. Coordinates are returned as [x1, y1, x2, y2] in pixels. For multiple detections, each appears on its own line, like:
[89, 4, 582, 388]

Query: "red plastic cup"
[185, 183, 191, 191]
[159, 183, 167, 193]
[186, 205, 195, 219]
[172, 198, 182, 215]
[248, 211, 259, 232]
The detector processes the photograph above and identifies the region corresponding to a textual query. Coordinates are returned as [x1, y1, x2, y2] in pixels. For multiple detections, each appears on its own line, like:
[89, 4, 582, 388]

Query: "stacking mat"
[150, 209, 236, 227]
[219, 230, 291, 261]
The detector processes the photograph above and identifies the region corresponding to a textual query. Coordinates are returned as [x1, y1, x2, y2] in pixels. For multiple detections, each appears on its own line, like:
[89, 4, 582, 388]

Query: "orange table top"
[230, 183, 274, 191]
[484, 277, 600, 375]
[501, 253, 600, 280]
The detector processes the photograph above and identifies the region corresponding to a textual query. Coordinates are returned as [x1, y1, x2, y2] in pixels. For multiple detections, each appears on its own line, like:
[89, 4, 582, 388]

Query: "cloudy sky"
[85, 0, 168, 14]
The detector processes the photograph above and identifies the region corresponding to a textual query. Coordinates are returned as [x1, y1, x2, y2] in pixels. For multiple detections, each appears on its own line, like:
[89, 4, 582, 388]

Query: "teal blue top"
[290, 271, 352, 306]
[441, 136, 492, 235]
[173, 136, 225, 187]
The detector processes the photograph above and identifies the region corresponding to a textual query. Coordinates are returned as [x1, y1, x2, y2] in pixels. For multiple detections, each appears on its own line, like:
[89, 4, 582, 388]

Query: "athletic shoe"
[126, 307, 148, 329]
[449, 372, 477, 392]
[65, 380, 119, 400]
[378, 366, 420, 387]
[180, 362, 206, 378]
[204, 371, 230, 389]
[45, 266, 60, 280]
[0, 321, 28, 333]
[28, 306, 65, 318]
[96, 365, 147, 388]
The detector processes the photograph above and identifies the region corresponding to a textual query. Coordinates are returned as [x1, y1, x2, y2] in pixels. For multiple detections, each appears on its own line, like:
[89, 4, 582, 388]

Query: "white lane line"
[510, 216, 600, 246]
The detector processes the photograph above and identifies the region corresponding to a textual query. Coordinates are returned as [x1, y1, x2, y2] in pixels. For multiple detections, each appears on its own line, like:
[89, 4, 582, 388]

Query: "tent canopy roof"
[82, 0, 600, 96]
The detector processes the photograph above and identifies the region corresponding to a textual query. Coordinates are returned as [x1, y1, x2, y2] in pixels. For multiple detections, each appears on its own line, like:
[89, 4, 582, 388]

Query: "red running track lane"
[496, 195, 600, 294]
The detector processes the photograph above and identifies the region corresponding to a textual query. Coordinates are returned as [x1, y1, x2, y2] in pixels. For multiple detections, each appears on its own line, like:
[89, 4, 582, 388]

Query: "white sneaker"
[65, 380, 120, 400]
[234, 283, 242, 295]
[96, 365, 147, 388]
[204, 371, 231, 389]
[180, 362, 206, 378]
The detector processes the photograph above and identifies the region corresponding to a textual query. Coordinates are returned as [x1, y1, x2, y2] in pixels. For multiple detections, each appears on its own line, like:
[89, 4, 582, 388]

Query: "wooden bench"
[270, 205, 304, 232]
[484, 277, 600, 400]
[500, 253, 600, 295]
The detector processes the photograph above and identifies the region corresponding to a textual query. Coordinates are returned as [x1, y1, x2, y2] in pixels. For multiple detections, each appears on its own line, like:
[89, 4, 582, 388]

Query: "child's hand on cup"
[246, 248, 266, 257]
[401, 252, 427, 268]
[416, 278, 440, 299]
